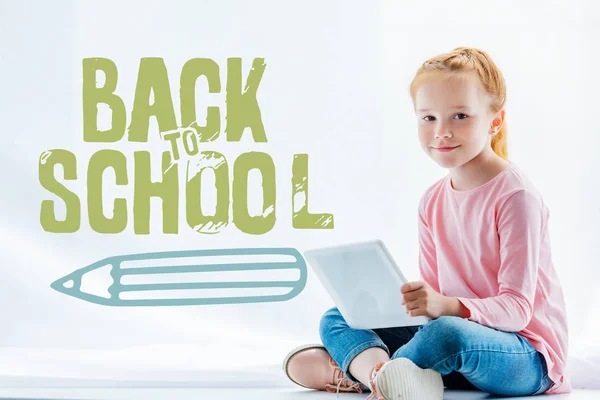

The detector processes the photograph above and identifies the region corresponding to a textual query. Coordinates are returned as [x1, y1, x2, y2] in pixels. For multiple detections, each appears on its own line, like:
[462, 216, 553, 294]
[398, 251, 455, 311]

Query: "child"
[282, 47, 571, 399]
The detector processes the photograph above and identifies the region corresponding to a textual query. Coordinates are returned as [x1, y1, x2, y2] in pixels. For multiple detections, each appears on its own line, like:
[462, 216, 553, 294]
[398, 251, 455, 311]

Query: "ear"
[489, 109, 505, 136]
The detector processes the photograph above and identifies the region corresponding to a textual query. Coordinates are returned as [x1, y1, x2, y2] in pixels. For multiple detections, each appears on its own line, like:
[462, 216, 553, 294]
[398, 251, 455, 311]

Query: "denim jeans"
[319, 307, 554, 396]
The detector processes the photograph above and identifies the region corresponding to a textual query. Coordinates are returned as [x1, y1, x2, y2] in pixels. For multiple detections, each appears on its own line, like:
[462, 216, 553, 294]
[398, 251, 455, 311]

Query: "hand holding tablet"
[304, 239, 430, 329]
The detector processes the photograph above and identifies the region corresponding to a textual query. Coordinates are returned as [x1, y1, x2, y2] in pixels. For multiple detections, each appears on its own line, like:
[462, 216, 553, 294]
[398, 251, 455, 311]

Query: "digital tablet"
[304, 239, 429, 329]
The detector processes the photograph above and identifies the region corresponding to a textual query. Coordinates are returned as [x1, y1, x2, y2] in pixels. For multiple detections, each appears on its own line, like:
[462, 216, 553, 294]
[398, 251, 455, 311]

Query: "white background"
[0, 0, 598, 387]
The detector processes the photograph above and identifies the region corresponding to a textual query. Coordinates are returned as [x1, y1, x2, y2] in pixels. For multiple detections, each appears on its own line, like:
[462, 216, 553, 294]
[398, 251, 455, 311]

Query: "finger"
[401, 281, 425, 294]
[401, 291, 421, 305]
[408, 306, 426, 317]
[405, 299, 424, 311]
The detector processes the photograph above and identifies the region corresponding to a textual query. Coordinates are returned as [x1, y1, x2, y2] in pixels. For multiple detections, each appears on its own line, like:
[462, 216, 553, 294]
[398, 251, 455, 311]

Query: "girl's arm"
[417, 199, 441, 293]
[415, 199, 470, 319]
[454, 189, 544, 332]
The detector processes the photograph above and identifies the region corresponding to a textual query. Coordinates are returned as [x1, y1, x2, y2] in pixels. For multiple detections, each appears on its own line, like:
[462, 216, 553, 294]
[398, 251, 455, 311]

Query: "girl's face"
[414, 74, 499, 169]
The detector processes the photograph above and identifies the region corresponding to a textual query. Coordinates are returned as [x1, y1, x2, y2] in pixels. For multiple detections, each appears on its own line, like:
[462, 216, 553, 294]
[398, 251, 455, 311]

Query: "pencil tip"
[50, 272, 81, 295]
[50, 276, 69, 294]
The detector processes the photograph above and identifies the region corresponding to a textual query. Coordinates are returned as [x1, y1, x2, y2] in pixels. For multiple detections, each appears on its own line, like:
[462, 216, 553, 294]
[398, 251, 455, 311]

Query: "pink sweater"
[418, 162, 570, 394]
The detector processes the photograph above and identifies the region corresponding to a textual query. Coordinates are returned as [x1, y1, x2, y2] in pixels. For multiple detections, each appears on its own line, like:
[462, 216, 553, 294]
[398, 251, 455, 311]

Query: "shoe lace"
[365, 361, 386, 400]
[324, 357, 364, 396]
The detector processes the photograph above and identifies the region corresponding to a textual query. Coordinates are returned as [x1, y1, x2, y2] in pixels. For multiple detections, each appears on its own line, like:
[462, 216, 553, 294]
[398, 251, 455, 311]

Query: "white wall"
[0, 0, 597, 384]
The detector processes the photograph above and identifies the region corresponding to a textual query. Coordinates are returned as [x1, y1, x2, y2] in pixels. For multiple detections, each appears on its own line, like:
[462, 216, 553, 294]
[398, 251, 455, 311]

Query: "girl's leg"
[319, 307, 416, 388]
[393, 316, 553, 396]
[347, 347, 389, 388]
[375, 325, 478, 391]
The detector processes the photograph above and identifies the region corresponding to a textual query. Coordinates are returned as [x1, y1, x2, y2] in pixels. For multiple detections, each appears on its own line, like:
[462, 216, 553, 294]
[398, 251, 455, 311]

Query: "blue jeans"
[319, 307, 554, 396]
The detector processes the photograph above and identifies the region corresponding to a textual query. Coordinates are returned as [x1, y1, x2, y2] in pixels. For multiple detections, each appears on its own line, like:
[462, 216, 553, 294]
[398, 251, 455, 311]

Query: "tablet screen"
[305, 240, 419, 328]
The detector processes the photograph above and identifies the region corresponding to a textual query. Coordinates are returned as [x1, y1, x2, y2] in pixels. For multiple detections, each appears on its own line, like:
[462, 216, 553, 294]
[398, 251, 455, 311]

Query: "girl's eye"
[422, 113, 468, 121]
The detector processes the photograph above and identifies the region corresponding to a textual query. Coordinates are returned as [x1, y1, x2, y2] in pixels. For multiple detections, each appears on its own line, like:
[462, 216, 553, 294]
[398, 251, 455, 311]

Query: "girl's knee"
[393, 317, 471, 367]
[319, 306, 344, 339]
[420, 316, 470, 350]
[428, 315, 467, 329]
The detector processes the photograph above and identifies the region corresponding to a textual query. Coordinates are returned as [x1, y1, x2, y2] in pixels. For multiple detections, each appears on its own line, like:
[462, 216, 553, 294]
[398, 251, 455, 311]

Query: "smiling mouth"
[433, 145, 460, 150]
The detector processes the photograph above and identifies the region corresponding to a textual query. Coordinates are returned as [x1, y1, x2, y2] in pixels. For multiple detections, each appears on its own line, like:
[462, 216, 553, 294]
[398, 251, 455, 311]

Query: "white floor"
[0, 364, 596, 400]
[0, 387, 596, 400]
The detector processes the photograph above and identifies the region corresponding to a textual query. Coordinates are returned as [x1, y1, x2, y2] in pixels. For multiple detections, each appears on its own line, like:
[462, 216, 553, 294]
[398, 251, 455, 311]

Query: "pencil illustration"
[50, 247, 307, 306]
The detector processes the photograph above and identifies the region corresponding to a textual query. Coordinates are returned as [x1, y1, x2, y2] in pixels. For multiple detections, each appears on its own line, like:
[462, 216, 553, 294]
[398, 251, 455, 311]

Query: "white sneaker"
[366, 357, 444, 400]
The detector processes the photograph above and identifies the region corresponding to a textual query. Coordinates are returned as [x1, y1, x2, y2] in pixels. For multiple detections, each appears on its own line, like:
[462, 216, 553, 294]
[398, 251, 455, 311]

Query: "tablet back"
[304, 240, 429, 329]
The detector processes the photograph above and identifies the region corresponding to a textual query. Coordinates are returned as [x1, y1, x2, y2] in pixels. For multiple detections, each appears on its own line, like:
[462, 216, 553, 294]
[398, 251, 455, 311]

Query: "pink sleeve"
[456, 190, 544, 332]
[418, 198, 441, 293]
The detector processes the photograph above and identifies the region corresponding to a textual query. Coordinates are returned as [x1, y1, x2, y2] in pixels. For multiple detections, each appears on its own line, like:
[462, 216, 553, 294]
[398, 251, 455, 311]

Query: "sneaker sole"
[376, 357, 444, 400]
[282, 343, 328, 389]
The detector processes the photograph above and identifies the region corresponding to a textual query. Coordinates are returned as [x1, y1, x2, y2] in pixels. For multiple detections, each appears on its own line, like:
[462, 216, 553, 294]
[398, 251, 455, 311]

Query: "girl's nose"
[435, 129, 453, 139]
